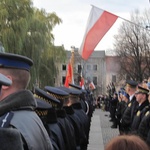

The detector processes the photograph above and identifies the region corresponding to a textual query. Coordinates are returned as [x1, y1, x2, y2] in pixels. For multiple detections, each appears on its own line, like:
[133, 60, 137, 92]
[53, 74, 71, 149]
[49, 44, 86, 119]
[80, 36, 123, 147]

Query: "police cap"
[135, 85, 149, 95]
[44, 86, 69, 101]
[57, 86, 82, 96]
[126, 80, 138, 88]
[0, 52, 33, 71]
[34, 87, 60, 107]
[69, 83, 82, 90]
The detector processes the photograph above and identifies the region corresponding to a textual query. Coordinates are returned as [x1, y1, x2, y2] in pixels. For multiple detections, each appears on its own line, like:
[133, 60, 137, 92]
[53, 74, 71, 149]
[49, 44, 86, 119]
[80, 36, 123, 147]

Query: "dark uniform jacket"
[64, 106, 87, 150]
[116, 101, 127, 124]
[131, 100, 149, 133]
[46, 108, 66, 150]
[138, 105, 150, 141]
[0, 90, 53, 150]
[56, 109, 76, 150]
[0, 128, 24, 150]
[120, 95, 138, 134]
[72, 102, 89, 150]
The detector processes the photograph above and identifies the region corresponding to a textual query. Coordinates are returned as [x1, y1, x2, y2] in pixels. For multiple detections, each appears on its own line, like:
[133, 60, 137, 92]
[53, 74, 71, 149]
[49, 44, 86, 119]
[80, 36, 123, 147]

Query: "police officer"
[45, 86, 76, 150]
[67, 84, 89, 150]
[0, 53, 53, 150]
[131, 86, 149, 133]
[120, 80, 138, 134]
[58, 86, 87, 150]
[109, 92, 118, 128]
[0, 73, 24, 150]
[34, 87, 65, 150]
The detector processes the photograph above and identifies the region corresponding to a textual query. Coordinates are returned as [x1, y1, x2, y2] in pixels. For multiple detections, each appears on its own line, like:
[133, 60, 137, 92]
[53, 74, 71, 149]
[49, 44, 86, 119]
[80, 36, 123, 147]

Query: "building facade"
[55, 49, 121, 96]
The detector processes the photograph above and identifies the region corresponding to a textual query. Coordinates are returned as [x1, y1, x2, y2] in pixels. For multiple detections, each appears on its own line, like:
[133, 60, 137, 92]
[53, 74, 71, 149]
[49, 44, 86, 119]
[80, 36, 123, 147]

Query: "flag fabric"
[80, 77, 85, 89]
[89, 81, 96, 90]
[64, 61, 73, 87]
[79, 5, 118, 60]
[64, 50, 74, 87]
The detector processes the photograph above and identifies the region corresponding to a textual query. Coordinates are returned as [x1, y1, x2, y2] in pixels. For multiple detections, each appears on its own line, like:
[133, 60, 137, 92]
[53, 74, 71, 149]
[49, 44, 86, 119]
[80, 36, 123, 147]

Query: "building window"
[78, 65, 82, 73]
[93, 76, 97, 85]
[87, 64, 91, 70]
[93, 65, 97, 71]
[62, 64, 66, 71]
[112, 75, 116, 83]
[62, 76, 66, 85]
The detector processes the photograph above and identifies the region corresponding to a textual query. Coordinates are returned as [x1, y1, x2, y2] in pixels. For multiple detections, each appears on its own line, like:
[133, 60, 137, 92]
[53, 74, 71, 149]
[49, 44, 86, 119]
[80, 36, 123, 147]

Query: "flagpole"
[71, 46, 75, 84]
[90, 5, 150, 31]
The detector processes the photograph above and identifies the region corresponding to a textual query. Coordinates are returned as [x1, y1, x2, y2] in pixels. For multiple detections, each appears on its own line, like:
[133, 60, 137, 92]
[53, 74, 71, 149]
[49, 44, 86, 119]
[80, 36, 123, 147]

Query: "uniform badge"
[145, 111, 149, 116]
[128, 103, 131, 107]
[137, 110, 141, 116]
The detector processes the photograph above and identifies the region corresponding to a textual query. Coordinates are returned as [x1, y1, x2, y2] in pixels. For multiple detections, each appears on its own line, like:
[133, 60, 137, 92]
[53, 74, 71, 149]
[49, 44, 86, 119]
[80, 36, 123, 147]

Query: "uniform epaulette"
[0, 112, 14, 128]
[136, 110, 141, 116]
[128, 103, 131, 107]
[145, 111, 150, 116]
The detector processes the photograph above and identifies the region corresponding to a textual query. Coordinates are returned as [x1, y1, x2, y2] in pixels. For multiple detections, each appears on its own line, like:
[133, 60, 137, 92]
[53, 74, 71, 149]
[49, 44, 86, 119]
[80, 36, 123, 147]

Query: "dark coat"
[0, 90, 53, 150]
[131, 100, 149, 133]
[116, 101, 127, 123]
[138, 105, 150, 141]
[0, 128, 23, 150]
[46, 108, 66, 150]
[56, 109, 76, 150]
[64, 106, 87, 150]
[72, 102, 89, 150]
[120, 95, 138, 133]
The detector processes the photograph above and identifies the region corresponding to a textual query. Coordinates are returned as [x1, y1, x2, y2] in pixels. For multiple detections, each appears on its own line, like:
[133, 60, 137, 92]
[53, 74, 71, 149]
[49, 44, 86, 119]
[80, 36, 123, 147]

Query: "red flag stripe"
[79, 6, 118, 60]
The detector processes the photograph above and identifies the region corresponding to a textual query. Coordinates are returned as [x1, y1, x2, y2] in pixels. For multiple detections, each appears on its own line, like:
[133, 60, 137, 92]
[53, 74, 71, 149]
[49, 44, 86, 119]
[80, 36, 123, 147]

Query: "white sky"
[32, 0, 150, 51]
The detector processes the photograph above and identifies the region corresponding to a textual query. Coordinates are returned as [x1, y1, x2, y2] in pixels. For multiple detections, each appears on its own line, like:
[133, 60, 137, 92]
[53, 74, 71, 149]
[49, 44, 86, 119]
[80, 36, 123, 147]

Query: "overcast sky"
[33, 0, 150, 51]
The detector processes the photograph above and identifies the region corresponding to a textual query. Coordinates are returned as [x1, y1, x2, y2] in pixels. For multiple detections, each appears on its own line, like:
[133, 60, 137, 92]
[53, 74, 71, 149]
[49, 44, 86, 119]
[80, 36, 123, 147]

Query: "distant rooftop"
[66, 49, 105, 58]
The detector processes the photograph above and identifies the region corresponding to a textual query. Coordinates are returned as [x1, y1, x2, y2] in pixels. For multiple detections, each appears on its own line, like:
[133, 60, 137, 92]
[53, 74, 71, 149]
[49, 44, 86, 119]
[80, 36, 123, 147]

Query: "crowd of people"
[0, 52, 95, 150]
[96, 77, 150, 149]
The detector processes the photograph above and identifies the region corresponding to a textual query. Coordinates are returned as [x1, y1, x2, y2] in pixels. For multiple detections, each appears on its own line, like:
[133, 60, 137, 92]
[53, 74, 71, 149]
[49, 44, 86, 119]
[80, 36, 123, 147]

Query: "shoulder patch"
[128, 103, 131, 107]
[145, 111, 150, 116]
[136, 110, 141, 116]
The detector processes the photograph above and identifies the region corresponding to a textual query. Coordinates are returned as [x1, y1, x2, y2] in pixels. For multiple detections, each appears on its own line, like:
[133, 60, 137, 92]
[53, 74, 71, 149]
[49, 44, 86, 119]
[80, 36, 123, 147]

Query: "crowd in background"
[96, 77, 150, 149]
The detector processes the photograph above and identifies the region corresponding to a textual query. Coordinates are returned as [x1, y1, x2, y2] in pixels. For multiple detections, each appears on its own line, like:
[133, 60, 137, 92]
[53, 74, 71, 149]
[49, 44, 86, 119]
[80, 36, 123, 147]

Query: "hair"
[105, 135, 149, 150]
[0, 68, 30, 89]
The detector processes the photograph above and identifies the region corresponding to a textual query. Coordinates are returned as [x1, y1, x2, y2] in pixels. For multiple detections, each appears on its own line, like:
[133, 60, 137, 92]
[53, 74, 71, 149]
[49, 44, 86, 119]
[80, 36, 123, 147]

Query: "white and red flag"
[79, 5, 118, 60]
[89, 81, 96, 90]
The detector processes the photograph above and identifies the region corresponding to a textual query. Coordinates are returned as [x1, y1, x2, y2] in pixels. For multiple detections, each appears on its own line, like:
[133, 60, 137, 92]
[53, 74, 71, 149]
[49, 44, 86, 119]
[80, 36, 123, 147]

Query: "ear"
[2, 75, 12, 90]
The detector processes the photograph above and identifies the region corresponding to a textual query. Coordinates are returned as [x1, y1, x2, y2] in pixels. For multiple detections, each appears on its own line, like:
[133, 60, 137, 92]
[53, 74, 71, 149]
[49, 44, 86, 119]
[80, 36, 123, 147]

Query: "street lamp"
[0, 41, 5, 52]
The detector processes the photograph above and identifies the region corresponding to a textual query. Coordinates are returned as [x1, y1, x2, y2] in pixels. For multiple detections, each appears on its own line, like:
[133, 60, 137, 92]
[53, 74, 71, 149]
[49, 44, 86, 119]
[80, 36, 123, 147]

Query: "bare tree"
[114, 9, 150, 82]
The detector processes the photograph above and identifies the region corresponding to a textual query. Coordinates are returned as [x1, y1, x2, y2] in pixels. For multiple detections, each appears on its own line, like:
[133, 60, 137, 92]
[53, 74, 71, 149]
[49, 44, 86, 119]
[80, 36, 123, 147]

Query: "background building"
[55, 48, 121, 96]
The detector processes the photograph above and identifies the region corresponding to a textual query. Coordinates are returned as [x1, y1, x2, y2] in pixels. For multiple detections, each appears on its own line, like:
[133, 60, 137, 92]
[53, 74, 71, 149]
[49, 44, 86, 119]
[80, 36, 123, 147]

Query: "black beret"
[34, 87, 60, 107]
[0, 52, 33, 71]
[0, 73, 12, 86]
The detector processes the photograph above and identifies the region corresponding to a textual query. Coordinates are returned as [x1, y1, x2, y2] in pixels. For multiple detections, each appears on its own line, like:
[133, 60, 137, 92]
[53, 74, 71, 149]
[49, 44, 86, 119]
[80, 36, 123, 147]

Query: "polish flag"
[79, 6, 118, 60]
[64, 61, 73, 87]
[80, 77, 85, 89]
[89, 81, 96, 90]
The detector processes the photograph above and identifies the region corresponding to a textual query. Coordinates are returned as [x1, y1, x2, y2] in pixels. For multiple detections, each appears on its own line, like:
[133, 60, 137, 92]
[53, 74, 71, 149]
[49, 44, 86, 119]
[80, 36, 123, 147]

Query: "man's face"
[125, 85, 129, 94]
[135, 93, 144, 103]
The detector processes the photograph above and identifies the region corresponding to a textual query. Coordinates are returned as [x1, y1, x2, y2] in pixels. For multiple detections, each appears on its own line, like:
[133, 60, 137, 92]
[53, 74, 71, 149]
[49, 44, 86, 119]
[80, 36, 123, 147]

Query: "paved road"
[87, 108, 119, 150]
